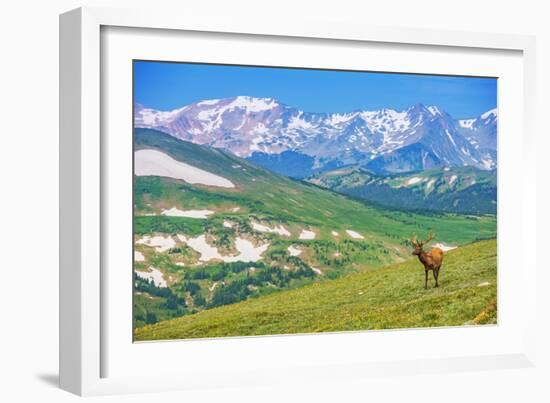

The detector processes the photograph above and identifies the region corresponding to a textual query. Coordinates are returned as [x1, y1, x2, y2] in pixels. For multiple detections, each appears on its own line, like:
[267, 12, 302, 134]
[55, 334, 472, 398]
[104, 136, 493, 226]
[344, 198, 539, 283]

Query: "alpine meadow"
[132, 61, 497, 341]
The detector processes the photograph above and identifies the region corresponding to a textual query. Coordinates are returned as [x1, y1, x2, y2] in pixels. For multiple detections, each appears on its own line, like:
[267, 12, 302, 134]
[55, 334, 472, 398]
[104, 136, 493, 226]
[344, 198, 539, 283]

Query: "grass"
[310, 166, 497, 215]
[134, 239, 497, 341]
[133, 129, 497, 326]
[135, 129, 496, 254]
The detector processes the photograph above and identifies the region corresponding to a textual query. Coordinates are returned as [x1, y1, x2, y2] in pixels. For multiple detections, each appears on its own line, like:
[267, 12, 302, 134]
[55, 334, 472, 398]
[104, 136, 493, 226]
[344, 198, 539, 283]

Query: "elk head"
[410, 232, 434, 256]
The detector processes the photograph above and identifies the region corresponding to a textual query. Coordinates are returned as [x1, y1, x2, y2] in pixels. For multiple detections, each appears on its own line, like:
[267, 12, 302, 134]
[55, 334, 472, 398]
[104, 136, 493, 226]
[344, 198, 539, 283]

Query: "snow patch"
[406, 177, 423, 186]
[288, 112, 315, 130]
[311, 267, 323, 275]
[432, 242, 457, 252]
[445, 129, 458, 149]
[427, 106, 441, 116]
[331, 231, 340, 237]
[135, 106, 187, 126]
[135, 149, 235, 188]
[253, 124, 269, 136]
[197, 99, 221, 106]
[328, 113, 355, 125]
[481, 158, 494, 170]
[197, 109, 217, 121]
[177, 234, 269, 263]
[229, 96, 278, 112]
[134, 251, 145, 262]
[481, 108, 498, 119]
[448, 175, 458, 186]
[161, 207, 214, 219]
[360, 108, 411, 135]
[251, 221, 291, 237]
[459, 118, 476, 129]
[346, 230, 364, 239]
[287, 245, 302, 256]
[299, 229, 316, 240]
[136, 235, 175, 253]
[135, 267, 167, 287]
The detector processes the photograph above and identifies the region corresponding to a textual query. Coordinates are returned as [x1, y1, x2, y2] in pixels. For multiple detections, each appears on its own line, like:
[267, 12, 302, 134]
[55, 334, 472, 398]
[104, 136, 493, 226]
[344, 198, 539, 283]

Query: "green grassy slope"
[135, 239, 497, 341]
[133, 129, 497, 327]
[309, 166, 497, 215]
[135, 129, 496, 248]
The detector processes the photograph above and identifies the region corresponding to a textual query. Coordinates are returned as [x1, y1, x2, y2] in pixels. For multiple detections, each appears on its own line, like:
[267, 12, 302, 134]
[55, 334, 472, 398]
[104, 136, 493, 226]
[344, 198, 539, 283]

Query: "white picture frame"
[60, 6, 537, 396]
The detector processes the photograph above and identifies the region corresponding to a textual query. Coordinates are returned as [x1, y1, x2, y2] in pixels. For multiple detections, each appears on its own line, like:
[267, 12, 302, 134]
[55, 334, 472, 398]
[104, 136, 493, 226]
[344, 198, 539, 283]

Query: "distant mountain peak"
[427, 105, 442, 116]
[196, 98, 221, 106]
[195, 96, 281, 111]
[227, 95, 281, 112]
[407, 103, 429, 112]
[480, 108, 498, 119]
[134, 97, 498, 175]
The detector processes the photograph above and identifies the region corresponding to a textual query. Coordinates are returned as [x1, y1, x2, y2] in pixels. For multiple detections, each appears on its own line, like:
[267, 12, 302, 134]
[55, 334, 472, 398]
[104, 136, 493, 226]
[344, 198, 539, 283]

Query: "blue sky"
[134, 61, 497, 119]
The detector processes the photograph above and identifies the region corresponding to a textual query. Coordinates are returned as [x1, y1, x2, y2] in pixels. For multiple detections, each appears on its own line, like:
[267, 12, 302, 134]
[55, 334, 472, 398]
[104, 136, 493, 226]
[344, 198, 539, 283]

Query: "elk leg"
[433, 269, 438, 288]
[425, 270, 428, 289]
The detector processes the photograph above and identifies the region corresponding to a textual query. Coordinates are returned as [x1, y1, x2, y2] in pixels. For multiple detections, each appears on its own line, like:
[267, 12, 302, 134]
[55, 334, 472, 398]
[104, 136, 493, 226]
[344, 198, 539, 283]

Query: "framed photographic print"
[131, 61, 499, 341]
[60, 7, 537, 396]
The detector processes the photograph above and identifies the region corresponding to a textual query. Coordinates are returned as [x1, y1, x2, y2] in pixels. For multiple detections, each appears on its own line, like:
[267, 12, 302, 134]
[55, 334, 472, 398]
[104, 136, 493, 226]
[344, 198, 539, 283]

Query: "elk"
[411, 232, 444, 289]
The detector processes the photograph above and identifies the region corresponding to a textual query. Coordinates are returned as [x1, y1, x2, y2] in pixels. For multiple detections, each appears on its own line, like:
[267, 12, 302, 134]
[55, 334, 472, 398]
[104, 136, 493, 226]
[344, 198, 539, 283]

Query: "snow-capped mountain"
[456, 108, 497, 170]
[135, 96, 497, 177]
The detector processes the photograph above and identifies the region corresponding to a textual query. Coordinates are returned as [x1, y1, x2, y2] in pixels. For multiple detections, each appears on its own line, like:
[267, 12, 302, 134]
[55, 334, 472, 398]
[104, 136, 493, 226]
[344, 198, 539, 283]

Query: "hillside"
[133, 128, 497, 328]
[134, 239, 497, 341]
[309, 166, 497, 214]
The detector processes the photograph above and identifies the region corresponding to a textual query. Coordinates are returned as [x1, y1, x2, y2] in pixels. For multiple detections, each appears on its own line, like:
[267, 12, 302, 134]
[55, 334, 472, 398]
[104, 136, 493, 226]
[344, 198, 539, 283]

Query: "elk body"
[411, 233, 444, 289]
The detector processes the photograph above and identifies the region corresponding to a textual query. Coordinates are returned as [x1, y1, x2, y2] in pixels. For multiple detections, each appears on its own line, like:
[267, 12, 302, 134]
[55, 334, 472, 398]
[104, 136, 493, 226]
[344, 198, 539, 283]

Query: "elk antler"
[411, 235, 417, 246]
[424, 231, 434, 244]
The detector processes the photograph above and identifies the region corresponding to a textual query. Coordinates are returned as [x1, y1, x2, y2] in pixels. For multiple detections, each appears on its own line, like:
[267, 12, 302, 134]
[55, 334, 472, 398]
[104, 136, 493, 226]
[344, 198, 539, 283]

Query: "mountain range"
[135, 96, 497, 178]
